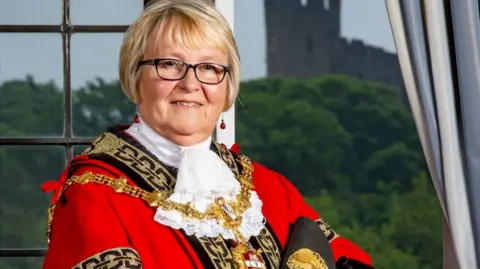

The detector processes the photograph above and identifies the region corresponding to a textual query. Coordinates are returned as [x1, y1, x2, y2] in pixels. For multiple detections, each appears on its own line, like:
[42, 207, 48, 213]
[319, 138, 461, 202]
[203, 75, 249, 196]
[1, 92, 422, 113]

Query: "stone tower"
[265, 0, 341, 78]
[264, 0, 405, 91]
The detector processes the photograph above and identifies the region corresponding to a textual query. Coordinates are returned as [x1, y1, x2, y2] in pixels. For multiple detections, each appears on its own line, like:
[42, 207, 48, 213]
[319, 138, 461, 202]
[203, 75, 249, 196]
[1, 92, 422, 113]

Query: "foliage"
[0, 75, 442, 268]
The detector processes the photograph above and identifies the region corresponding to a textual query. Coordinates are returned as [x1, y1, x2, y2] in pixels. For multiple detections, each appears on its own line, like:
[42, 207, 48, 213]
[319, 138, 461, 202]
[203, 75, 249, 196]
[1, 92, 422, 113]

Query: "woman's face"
[137, 30, 228, 146]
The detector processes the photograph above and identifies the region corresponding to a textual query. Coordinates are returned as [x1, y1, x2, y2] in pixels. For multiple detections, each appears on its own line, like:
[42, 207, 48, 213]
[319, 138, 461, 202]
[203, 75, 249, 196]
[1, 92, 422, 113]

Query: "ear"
[223, 89, 231, 111]
[133, 83, 143, 105]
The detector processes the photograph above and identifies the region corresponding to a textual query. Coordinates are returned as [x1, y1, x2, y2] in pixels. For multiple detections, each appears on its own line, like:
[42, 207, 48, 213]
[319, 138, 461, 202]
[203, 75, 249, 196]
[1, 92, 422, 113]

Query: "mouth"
[170, 101, 204, 107]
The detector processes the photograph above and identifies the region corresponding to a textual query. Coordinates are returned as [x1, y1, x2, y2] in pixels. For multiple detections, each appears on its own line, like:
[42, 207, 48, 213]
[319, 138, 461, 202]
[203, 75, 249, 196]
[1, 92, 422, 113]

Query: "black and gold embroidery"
[212, 142, 240, 178]
[72, 247, 142, 269]
[196, 236, 236, 268]
[256, 228, 282, 268]
[315, 218, 339, 242]
[77, 127, 282, 269]
[83, 132, 176, 192]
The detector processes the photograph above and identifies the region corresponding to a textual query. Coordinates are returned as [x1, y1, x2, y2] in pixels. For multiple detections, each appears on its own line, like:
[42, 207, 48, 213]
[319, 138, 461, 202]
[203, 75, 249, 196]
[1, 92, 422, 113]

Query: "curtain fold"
[450, 1, 480, 262]
[385, 1, 480, 268]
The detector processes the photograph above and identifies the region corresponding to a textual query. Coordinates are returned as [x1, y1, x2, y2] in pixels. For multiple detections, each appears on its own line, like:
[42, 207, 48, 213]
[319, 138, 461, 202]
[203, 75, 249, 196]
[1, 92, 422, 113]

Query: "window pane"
[70, 0, 143, 25]
[72, 145, 89, 157]
[0, 34, 64, 137]
[71, 33, 135, 137]
[0, 0, 62, 25]
[234, 1, 441, 269]
[0, 146, 65, 249]
[0, 257, 44, 269]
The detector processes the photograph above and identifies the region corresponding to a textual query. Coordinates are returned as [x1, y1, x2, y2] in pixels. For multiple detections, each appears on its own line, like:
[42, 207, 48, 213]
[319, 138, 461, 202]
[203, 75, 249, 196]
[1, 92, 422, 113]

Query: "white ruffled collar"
[125, 116, 212, 168]
[125, 115, 265, 241]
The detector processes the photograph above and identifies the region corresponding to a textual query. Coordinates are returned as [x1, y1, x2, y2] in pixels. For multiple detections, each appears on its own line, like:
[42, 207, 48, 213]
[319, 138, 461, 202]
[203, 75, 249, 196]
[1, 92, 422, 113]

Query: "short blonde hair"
[119, 0, 240, 110]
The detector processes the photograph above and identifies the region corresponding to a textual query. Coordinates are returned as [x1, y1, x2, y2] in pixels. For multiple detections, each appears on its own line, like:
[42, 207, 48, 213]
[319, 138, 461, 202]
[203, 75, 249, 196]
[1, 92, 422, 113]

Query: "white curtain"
[385, 1, 480, 268]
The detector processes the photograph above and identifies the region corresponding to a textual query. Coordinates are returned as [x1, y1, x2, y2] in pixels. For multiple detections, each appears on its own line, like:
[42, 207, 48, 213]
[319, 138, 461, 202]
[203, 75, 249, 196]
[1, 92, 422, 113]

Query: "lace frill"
[153, 147, 266, 240]
[154, 190, 265, 240]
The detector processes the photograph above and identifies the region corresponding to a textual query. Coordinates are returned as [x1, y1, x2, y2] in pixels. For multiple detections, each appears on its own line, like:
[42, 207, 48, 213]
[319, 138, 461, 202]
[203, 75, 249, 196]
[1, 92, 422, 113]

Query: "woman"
[42, 0, 374, 268]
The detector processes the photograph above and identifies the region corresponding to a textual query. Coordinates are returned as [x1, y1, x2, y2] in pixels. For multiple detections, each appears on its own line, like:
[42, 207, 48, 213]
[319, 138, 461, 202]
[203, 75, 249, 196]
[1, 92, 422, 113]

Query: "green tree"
[0, 75, 441, 269]
[0, 76, 65, 269]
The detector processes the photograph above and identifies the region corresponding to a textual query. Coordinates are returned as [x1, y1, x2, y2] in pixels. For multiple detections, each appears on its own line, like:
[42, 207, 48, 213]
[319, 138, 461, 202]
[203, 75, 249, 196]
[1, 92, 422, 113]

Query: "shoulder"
[43, 157, 143, 269]
[248, 160, 319, 219]
[46, 156, 132, 223]
[45, 155, 142, 239]
[56, 155, 130, 199]
[250, 161, 301, 198]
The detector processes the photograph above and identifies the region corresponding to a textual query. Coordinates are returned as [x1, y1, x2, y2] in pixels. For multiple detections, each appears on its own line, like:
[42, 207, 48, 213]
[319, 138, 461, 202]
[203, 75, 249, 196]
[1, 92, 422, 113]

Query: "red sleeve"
[42, 165, 143, 269]
[254, 163, 373, 266]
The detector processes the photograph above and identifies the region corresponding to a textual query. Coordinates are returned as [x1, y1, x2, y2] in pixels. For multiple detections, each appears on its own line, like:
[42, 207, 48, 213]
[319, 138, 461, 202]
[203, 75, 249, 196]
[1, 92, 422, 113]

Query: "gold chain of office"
[46, 155, 255, 243]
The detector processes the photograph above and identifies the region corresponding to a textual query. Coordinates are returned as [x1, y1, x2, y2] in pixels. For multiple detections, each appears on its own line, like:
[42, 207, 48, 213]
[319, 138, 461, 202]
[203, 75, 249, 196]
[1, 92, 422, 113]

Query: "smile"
[171, 101, 203, 107]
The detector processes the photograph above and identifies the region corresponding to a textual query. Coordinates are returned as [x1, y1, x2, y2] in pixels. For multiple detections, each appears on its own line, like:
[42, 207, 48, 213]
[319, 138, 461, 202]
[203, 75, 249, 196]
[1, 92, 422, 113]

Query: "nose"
[179, 67, 200, 92]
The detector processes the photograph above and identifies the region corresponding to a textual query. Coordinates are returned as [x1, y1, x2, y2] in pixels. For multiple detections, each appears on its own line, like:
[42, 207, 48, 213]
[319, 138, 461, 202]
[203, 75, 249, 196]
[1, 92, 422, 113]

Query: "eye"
[202, 64, 214, 70]
[200, 64, 224, 74]
[162, 61, 178, 67]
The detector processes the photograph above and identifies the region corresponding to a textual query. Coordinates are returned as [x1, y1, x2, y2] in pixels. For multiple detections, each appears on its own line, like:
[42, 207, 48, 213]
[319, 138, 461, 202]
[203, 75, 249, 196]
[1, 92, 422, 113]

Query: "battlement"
[265, 0, 404, 90]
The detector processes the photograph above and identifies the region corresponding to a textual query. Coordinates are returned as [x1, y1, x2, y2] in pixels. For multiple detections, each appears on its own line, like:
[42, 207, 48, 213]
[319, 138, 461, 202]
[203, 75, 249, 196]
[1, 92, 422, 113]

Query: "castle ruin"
[265, 0, 404, 90]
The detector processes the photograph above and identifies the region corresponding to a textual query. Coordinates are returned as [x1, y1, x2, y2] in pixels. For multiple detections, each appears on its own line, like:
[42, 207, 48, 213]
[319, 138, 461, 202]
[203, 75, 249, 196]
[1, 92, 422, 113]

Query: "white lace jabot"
[125, 116, 265, 241]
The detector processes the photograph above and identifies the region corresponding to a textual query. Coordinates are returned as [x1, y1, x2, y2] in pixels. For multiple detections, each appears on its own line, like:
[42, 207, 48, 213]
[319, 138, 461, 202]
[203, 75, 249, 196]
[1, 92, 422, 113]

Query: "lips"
[171, 101, 203, 107]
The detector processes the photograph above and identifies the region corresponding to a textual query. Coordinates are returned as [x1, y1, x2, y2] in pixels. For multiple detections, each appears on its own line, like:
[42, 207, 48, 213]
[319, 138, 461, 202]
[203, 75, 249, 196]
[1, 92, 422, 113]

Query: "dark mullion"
[73, 25, 129, 32]
[0, 137, 94, 146]
[0, 25, 128, 33]
[63, 0, 73, 163]
[0, 248, 47, 257]
[0, 25, 61, 32]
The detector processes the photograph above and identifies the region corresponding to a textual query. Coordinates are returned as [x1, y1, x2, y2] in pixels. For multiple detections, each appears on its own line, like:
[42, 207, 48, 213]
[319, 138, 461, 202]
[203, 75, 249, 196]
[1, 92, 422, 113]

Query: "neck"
[125, 117, 212, 168]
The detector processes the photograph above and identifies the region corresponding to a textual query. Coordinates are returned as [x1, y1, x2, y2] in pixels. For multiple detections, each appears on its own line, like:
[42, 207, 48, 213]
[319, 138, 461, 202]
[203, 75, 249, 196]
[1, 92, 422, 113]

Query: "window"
[0, 1, 142, 267]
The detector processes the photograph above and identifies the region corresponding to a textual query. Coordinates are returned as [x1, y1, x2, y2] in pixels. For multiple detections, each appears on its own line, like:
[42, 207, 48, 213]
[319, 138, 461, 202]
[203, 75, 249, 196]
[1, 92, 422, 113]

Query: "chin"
[171, 125, 205, 139]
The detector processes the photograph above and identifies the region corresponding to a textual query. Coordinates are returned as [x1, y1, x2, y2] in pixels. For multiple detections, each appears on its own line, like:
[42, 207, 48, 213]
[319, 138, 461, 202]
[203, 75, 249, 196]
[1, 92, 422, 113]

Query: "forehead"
[147, 15, 228, 60]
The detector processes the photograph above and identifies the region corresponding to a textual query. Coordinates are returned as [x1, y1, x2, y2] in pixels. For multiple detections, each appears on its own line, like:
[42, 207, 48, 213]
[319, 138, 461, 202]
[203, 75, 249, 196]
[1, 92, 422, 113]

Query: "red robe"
[42, 126, 372, 269]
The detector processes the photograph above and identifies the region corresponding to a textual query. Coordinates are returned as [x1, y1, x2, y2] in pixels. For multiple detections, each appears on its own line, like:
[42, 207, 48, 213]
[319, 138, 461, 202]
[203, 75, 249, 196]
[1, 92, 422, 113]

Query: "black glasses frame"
[138, 58, 230, 85]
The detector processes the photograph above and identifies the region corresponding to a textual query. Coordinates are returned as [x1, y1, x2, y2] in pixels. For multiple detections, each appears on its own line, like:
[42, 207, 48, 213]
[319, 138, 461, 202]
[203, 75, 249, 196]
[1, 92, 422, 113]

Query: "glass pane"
[72, 145, 89, 157]
[0, 0, 62, 25]
[0, 146, 65, 249]
[70, 0, 143, 25]
[0, 34, 64, 137]
[71, 34, 135, 137]
[234, 1, 441, 269]
[0, 257, 44, 269]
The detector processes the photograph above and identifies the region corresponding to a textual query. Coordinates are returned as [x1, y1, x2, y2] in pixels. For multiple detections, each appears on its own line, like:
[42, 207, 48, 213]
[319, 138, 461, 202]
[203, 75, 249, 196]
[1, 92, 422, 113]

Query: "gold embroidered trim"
[72, 247, 142, 269]
[287, 248, 328, 269]
[315, 218, 339, 242]
[197, 236, 237, 268]
[256, 228, 282, 268]
[213, 141, 240, 178]
[82, 132, 176, 192]
[81, 132, 241, 192]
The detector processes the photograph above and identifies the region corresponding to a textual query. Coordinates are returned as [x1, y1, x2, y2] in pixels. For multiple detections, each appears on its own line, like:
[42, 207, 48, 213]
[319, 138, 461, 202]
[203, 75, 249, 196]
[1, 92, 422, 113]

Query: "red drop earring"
[220, 115, 226, 130]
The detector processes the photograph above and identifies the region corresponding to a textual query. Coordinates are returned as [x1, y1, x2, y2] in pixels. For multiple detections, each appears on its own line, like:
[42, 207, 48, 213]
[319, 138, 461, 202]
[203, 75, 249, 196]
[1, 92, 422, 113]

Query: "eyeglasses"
[138, 58, 230, 85]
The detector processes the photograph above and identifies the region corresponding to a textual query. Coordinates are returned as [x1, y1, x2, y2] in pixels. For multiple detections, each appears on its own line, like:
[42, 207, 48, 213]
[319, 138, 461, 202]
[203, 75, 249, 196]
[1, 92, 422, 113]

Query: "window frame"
[0, 0, 235, 259]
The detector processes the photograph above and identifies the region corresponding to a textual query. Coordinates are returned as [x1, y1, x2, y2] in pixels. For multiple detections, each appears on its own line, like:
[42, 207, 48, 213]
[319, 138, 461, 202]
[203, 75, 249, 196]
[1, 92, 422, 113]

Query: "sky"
[0, 0, 396, 89]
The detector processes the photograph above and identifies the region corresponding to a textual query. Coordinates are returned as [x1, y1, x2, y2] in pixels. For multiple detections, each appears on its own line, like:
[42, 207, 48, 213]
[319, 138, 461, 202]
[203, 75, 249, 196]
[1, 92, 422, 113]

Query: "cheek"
[139, 77, 174, 106]
[205, 84, 228, 111]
